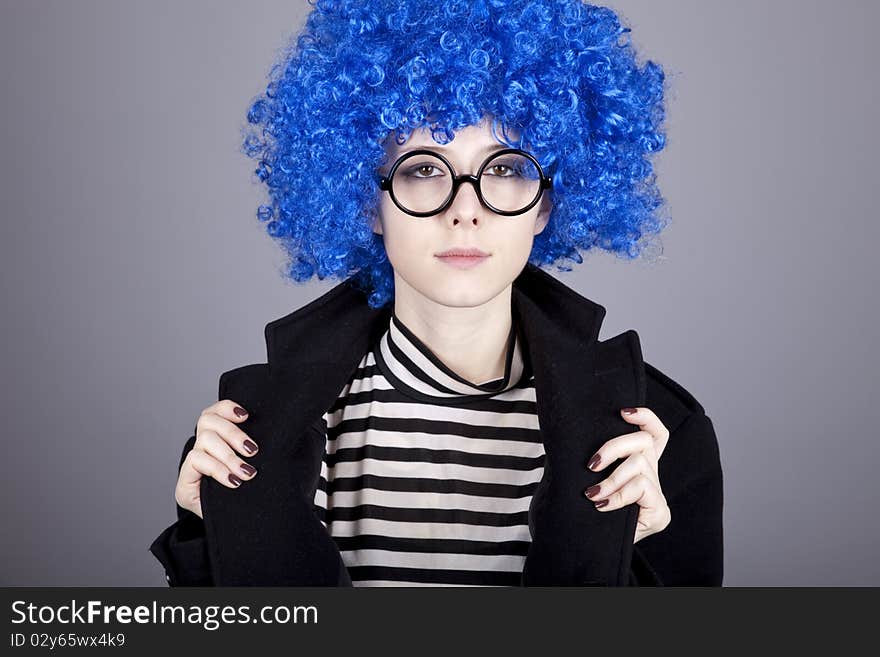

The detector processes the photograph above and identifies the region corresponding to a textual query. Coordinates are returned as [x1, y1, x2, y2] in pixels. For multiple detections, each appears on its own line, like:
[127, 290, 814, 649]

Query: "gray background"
[1, 0, 877, 586]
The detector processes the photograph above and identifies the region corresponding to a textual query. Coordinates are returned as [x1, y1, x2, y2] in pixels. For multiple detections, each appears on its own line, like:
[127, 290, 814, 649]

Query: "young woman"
[150, 0, 723, 587]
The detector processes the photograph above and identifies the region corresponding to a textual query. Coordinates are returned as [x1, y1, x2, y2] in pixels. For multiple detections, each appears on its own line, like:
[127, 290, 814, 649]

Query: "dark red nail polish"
[234, 406, 248, 418]
[595, 499, 609, 508]
[240, 463, 257, 476]
[243, 440, 258, 454]
[585, 485, 600, 498]
[587, 454, 601, 470]
[228, 473, 243, 486]
[622, 407, 637, 415]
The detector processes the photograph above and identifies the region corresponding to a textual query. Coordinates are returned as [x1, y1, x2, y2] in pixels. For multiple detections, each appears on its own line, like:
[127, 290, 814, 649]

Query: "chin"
[414, 278, 505, 308]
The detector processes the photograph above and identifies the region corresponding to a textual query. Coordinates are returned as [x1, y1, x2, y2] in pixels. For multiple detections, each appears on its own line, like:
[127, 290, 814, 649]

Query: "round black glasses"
[378, 148, 553, 218]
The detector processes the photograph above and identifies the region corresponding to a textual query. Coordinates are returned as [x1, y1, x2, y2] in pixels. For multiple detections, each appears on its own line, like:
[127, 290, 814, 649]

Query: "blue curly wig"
[240, 0, 670, 309]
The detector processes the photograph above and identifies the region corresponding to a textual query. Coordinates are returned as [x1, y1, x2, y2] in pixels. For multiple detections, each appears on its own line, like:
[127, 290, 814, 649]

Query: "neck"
[391, 275, 513, 386]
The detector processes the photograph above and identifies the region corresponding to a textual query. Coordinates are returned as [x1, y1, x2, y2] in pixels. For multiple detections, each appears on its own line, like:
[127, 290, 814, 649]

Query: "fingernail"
[240, 463, 257, 476]
[228, 473, 243, 487]
[622, 407, 637, 415]
[595, 499, 609, 509]
[233, 406, 248, 418]
[243, 440, 258, 454]
[587, 454, 601, 470]
[585, 485, 601, 499]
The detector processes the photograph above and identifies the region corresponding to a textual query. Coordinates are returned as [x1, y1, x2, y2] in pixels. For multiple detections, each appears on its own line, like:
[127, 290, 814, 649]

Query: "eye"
[486, 163, 515, 177]
[402, 163, 444, 178]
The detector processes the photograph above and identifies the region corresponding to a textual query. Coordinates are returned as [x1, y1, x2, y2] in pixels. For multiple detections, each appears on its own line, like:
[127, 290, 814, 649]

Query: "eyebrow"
[395, 143, 511, 158]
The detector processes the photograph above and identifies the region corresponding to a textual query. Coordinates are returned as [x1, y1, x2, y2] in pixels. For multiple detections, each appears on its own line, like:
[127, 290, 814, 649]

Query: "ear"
[371, 213, 383, 236]
[533, 194, 552, 235]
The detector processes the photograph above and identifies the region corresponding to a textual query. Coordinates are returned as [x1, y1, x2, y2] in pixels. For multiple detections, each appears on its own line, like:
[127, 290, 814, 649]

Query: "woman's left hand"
[584, 407, 671, 544]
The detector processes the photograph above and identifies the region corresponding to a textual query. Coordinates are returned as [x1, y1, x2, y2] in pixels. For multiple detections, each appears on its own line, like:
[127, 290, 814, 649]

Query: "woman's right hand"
[174, 400, 259, 519]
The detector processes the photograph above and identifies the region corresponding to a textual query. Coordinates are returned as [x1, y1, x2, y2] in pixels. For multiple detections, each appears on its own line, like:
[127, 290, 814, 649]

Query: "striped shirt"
[312, 311, 545, 586]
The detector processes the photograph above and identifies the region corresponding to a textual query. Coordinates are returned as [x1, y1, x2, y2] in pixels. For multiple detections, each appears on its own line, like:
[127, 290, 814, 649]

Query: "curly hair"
[240, 0, 670, 309]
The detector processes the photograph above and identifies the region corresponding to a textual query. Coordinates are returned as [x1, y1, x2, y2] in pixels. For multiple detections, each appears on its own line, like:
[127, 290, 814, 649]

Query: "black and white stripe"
[313, 312, 544, 587]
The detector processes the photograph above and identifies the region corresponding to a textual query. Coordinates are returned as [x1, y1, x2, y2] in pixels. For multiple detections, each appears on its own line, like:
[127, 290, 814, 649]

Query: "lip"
[435, 247, 490, 257]
[434, 253, 490, 270]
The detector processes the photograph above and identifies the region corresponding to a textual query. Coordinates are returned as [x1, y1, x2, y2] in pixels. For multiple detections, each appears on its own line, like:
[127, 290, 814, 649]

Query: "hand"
[174, 400, 259, 519]
[583, 407, 671, 544]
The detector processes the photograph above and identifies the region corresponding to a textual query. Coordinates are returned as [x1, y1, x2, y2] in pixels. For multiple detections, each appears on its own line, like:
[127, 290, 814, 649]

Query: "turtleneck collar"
[373, 310, 527, 404]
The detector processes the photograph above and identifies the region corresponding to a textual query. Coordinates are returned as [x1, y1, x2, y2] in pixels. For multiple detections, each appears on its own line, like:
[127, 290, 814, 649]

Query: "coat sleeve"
[626, 409, 724, 586]
[149, 433, 215, 586]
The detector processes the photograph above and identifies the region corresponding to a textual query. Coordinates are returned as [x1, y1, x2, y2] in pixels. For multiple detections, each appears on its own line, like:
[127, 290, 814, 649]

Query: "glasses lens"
[390, 153, 453, 214]
[479, 152, 542, 213]
[389, 151, 543, 215]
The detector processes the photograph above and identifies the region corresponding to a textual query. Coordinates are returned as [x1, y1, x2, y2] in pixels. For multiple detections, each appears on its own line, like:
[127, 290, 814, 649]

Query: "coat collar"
[265, 262, 605, 372]
[202, 263, 646, 586]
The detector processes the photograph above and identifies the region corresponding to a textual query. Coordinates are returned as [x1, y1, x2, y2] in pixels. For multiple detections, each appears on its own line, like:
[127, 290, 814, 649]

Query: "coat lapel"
[201, 263, 646, 586]
[512, 265, 646, 585]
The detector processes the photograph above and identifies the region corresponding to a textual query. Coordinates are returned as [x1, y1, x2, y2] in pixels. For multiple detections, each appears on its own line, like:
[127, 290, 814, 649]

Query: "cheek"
[377, 206, 428, 259]
[501, 217, 541, 253]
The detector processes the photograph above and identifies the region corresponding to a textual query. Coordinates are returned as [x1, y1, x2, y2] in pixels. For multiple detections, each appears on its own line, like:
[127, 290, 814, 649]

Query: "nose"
[443, 175, 483, 225]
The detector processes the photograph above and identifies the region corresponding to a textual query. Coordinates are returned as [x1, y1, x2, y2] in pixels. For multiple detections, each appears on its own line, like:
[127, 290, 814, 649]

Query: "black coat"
[150, 263, 723, 586]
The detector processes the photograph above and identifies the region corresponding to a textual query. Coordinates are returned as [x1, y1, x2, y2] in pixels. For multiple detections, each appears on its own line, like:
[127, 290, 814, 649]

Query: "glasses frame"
[377, 147, 553, 218]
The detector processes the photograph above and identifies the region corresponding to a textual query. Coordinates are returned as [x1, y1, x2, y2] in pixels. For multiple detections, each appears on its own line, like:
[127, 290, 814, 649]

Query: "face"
[372, 117, 552, 308]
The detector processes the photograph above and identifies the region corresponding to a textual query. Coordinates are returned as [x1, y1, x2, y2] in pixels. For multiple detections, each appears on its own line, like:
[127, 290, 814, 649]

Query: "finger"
[174, 478, 203, 519]
[634, 502, 672, 543]
[635, 500, 672, 540]
[587, 430, 654, 472]
[621, 407, 670, 458]
[593, 472, 668, 521]
[195, 429, 259, 481]
[181, 448, 246, 489]
[202, 399, 250, 423]
[584, 452, 658, 501]
[197, 412, 258, 457]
